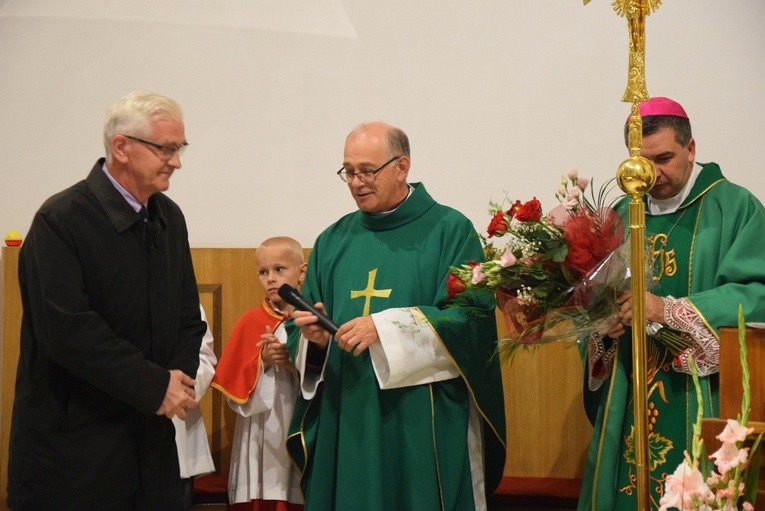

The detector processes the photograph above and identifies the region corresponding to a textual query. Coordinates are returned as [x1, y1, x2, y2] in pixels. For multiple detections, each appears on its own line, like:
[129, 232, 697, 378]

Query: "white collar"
[647, 162, 701, 215]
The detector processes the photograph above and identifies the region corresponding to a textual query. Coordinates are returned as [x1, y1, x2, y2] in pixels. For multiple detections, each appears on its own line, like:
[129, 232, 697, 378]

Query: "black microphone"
[278, 284, 339, 335]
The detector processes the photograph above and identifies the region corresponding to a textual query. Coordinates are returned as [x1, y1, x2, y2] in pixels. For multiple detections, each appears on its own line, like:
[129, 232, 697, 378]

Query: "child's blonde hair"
[256, 236, 304, 265]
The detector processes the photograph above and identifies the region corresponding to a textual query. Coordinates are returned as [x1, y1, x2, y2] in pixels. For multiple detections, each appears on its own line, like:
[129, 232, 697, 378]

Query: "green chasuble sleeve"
[287, 183, 506, 511]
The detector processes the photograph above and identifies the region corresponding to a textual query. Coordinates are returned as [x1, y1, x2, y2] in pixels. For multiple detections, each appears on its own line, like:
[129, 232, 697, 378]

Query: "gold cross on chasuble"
[350, 269, 391, 316]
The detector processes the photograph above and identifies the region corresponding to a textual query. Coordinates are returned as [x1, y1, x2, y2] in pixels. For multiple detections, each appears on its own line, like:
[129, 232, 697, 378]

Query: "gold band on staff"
[584, 0, 662, 508]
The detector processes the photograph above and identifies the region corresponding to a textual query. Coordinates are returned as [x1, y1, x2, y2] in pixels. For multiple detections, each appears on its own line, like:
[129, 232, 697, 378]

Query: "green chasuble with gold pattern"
[578, 162, 765, 510]
[286, 183, 506, 510]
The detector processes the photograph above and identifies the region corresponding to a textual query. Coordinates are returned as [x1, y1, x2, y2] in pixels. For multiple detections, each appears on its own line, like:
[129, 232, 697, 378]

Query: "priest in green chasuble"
[578, 97, 765, 510]
[286, 122, 506, 510]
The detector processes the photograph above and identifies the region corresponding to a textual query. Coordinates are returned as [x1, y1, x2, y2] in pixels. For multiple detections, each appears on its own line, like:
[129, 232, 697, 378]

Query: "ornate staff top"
[583, 0, 662, 104]
[584, 0, 661, 192]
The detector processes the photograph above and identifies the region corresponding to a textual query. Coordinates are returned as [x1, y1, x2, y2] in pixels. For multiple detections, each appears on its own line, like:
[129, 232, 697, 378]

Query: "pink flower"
[709, 441, 749, 476]
[716, 419, 753, 444]
[659, 456, 713, 511]
[500, 251, 517, 268]
[566, 169, 578, 180]
[576, 177, 591, 190]
[471, 264, 486, 285]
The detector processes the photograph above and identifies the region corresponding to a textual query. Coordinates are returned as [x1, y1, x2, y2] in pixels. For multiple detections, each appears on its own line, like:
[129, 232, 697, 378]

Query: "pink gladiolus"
[659, 457, 714, 511]
[710, 442, 749, 476]
[716, 419, 753, 444]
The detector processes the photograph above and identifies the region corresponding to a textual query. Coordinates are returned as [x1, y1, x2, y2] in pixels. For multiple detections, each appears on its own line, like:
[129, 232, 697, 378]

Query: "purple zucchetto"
[627, 96, 689, 121]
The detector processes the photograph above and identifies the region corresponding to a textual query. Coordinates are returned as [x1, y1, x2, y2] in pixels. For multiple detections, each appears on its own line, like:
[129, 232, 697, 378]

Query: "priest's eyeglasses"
[123, 134, 189, 160]
[337, 156, 402, 183]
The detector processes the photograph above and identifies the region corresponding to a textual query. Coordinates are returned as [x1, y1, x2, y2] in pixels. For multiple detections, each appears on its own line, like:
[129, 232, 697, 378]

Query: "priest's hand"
[293, 305, 331, 349]
[615, 291, 666, 327]
[605, 319, 626, 339]
[335, 316, 379, 356]
[156, 369, 197, 420]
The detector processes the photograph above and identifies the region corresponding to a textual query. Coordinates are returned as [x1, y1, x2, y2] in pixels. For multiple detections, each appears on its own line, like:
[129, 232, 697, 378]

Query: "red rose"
[506, 200, 523, 218]
[513, 198, 543, 222]
[447, 273, 467, 299]
[486, 211, 509, 238]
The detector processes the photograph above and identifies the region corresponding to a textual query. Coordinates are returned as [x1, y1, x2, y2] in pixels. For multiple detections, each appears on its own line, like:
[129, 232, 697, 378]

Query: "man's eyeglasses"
[123, 134, 188, 160]
[337, 155, 402, 183]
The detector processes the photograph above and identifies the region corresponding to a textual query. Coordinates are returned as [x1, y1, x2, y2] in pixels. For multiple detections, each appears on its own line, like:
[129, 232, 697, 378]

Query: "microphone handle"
[279, 285, 339, 335]
[298, 302, 339, 335]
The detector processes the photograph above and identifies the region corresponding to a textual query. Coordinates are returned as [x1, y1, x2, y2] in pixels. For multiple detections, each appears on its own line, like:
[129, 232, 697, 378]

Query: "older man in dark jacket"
[8, 91, 206, 511]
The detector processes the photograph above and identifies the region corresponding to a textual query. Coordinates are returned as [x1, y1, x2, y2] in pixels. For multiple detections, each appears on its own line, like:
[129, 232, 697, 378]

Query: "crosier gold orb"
[617, 155, 656, 198]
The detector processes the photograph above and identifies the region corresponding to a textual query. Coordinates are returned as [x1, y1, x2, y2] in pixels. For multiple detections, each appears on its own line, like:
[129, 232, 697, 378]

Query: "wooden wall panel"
[190, 248, 260, 477]
[1, 247, 21, 511]
[497, 311, 592, 478]
[718, 326, 765, 422]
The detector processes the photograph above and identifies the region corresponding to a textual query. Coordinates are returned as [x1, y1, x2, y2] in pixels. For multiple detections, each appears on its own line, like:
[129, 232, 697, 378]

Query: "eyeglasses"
[337, 155, 402, 183]
[123, 134, 188, 160]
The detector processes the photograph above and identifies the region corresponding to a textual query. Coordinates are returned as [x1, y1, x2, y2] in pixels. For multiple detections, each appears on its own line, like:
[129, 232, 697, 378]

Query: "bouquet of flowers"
[659, 305, 762, 511]
[448, 170, 630, 358]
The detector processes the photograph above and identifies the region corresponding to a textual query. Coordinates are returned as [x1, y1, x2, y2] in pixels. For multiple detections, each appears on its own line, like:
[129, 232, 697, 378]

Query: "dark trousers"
[181, 476, 195, 511]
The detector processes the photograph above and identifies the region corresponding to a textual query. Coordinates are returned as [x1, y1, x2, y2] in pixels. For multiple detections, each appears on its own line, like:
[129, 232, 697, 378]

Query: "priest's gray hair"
[385, 127, 410, 158]
[103, 91, 184, 161]
[348, 122, 411, 158]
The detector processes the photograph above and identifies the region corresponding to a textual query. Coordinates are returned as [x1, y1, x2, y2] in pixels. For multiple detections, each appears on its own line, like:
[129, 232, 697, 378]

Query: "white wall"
[1, 0, 763, 249]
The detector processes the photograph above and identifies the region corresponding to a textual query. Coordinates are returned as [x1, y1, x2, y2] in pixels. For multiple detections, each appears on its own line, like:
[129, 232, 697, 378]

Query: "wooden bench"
[490, 477, 581, 509]
[192, 473, 229, 505]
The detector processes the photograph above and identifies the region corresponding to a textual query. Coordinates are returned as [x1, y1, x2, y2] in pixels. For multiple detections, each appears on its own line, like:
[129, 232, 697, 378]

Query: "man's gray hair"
[348, 122, 411, 158]
[103, 91, 183, 160]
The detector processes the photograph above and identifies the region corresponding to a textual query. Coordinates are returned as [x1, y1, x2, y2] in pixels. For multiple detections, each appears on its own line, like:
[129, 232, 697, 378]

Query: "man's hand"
[615, 291, 666, 328]
[155, 369, 197, 420]
[293, 304, 331, 349]
[335, 316, 380, 356]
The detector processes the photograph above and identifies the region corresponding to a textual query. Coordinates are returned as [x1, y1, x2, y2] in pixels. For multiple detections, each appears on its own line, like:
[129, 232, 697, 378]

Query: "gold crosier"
[584, 0, 662, 509]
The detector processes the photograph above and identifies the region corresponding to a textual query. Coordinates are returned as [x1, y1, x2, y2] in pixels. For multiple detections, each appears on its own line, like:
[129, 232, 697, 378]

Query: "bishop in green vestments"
[287, 122, 506, 511]
[578, 98, 765, 510]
